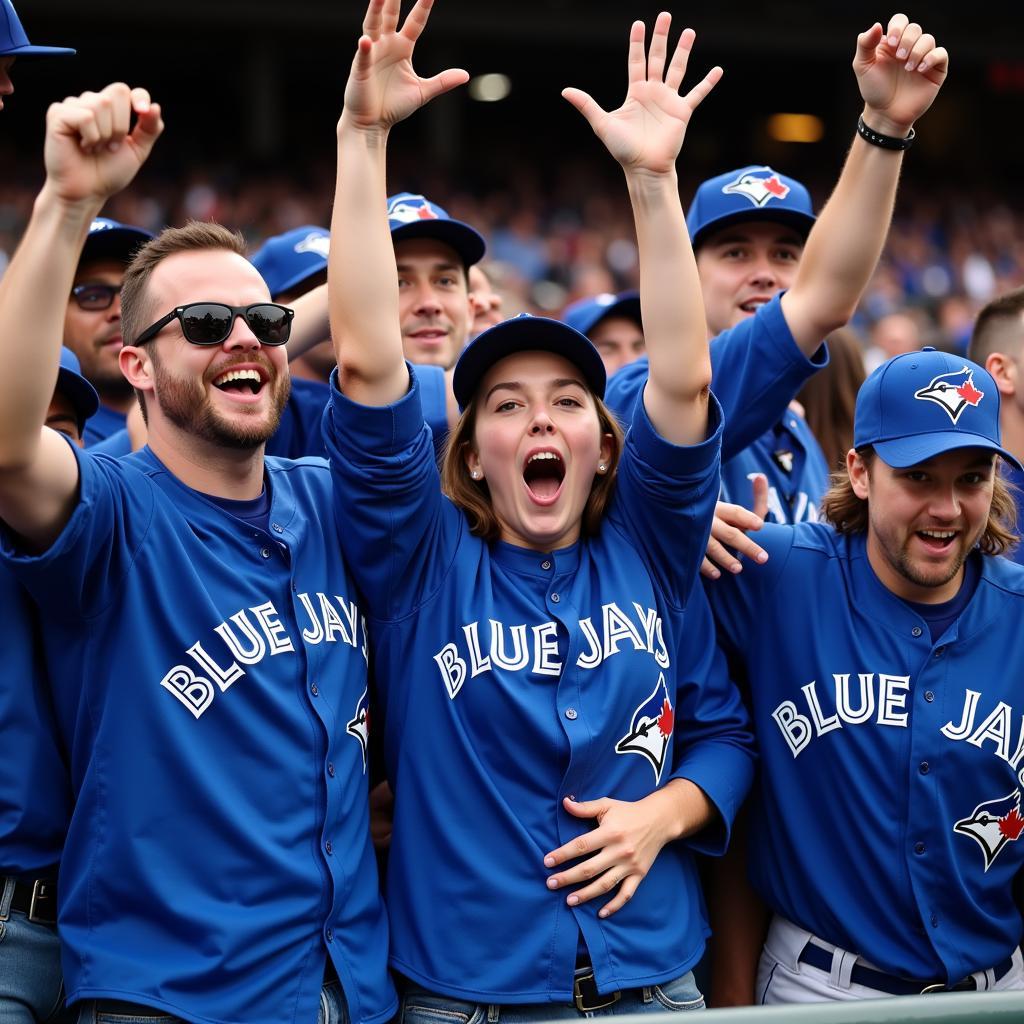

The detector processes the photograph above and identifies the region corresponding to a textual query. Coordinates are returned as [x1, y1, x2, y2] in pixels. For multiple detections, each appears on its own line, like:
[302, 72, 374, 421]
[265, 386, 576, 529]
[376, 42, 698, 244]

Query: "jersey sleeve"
[323, 365, 464, 622]
[709, 295, 828, 461]
[666, 586, 756, 857]
[607, 392, 723, 610]
[88, 429, 132, 459]
[0, 444, 154, 620]
[603, 297, 828, 463]
[703, 522, 797, 658]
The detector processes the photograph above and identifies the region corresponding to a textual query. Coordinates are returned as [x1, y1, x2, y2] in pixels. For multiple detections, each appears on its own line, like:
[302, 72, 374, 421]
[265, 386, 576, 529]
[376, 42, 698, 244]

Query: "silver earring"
[471, 470, 480, 479]
[598, 463, 607, 473]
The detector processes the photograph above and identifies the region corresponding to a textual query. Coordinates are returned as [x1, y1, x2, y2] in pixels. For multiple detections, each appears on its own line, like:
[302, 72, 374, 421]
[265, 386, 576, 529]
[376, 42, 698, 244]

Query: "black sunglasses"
[72, 282, 121, 311]
[133, 302, 294, 347]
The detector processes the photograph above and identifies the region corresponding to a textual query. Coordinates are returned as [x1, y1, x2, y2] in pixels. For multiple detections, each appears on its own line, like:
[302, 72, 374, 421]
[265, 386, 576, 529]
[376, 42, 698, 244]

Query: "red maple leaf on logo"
[956, 377, 984, 406]
[999, 808, 1024, 840]
[763, 176, 788, 197]
[657, 698, 674, 737]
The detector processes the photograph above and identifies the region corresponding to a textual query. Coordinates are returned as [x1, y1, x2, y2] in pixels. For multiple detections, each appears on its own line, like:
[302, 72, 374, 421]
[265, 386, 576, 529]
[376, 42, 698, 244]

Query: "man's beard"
[151, 350, 290, 451]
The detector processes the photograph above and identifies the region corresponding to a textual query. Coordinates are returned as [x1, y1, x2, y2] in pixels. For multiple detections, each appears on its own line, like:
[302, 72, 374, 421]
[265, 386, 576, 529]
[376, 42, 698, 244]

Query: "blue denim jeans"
[0, 876, 71, 1024]
[75, 978, 348, 1024]
[400, 971, 704, 1023]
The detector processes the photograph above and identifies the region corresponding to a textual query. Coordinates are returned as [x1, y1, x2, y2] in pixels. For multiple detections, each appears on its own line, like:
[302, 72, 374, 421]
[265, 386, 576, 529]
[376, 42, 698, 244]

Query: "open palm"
[344, 0, 467, 132]
[564, 14, 721, 175]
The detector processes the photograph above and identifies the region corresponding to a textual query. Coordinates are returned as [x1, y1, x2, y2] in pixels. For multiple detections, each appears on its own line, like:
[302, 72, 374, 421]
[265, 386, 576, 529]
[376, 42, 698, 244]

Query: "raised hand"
[343, 0, 468, 133]
[854, 14, 948, 135]
[562, 13, 721, 176]
[43, 83, 162, 206]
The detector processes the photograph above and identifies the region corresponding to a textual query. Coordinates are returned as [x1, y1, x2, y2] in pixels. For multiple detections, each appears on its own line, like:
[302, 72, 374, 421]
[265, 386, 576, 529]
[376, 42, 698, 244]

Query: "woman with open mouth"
[324, 0, 755, 1017]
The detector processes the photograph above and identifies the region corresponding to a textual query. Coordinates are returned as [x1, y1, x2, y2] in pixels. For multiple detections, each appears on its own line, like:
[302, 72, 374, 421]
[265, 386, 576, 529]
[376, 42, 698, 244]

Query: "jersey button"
[911, 626, 923, 638]
[551, 593, 560, 603]
[565, 707, 578, 720]
[327, 762, 336, 777]
[311, 683, 320, 697]
[260, 547, 271, 559]
[924, 690, 935, 703]
[326, 928, 334, 943]
[930, 914, 939, 928]
[914, 842, 926, 855]
[541, 560, 551, 570]
[919, 762, 930, 775]
[325, 840, 333, 855]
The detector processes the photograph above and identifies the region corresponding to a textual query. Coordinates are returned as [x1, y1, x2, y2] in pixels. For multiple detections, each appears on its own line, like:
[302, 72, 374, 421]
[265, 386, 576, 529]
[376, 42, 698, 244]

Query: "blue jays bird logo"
[722, 167, 791, 208]
[953, 790, 1024, 871]
[387, 195, 440, 224]
[346, 687, 370, 772]
[914, 366, 984, 425]
[615, 674, 675, 783]
[294, 232, 330, 258]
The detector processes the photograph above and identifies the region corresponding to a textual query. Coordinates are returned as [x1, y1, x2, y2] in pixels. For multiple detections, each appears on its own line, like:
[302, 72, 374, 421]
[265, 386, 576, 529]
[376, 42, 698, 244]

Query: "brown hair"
[821, 447, 1020, 556]
[120, 222, 248, 421]
[796, 328, 867, 472]
[968, 286, 1024, 366]
[441, 394, 625, 543]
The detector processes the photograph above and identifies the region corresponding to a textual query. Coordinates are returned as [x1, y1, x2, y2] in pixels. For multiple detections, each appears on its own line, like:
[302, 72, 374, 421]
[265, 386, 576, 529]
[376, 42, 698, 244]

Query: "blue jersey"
[324, 368, 755, 1003]
[0, 445, 395, 1024]
[606, 296, 830, 523]
[0, 567, 71, 874]
[82, 404, 126, 447]
[708, 522, 1024, 983]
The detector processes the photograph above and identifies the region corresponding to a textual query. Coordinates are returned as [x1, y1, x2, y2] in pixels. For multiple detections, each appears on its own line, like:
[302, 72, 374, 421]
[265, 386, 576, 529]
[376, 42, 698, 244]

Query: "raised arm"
[781, 14, 948, 354]
[0, 84, 162, 548]
[331, 0, 467, 407]
[565, 14, 720, 446]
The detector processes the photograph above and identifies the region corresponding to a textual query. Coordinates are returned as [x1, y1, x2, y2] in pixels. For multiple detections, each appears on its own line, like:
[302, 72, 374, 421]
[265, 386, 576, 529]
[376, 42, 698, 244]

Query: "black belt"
[573, 969, 622, 1013]
[5, 875, 57, 926]
[799, 941, 1015, 995]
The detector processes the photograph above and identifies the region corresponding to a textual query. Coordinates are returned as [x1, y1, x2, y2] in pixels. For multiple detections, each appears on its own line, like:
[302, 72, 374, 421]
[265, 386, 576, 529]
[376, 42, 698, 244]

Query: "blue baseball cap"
[562, 290, 642, 338]
[1, 0, 75, 58]
[250, 226, 329, 298]
[387, 193, 486, 268]
[55, 346, 99, 428]
[452, 314, 606, 411]
[687, 166, 816, 250]
[81, 217, 154, 266]
[853, 347, 1022, 470]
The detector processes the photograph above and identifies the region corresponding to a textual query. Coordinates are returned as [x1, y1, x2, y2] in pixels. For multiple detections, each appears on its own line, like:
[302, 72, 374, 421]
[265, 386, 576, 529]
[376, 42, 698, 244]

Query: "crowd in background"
[2, 159, 1023, 359]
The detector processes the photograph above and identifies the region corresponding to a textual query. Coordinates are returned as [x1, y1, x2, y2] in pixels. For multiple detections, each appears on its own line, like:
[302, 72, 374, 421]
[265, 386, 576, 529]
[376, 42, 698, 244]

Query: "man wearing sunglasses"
[64, 217, 154, 445]
[0, 84, 394, 1024]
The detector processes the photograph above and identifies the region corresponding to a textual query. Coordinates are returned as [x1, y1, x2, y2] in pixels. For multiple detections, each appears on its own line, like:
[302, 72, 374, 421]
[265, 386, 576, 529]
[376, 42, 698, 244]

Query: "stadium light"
[469, 74, 512, 102]
[767, 113, 824, 143]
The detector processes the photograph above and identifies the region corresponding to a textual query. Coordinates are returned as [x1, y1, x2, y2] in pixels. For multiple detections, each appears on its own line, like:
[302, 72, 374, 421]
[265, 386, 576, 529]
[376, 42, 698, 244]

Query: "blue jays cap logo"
[387, 194, 441, 224]
[346, 687, 370, 773]
[953, 790, 1024, 871]
[722, 168, 791, 208]
[914, 366, 984, 425]
[615, 673, 674, 783]
[294, 231, 330, 259]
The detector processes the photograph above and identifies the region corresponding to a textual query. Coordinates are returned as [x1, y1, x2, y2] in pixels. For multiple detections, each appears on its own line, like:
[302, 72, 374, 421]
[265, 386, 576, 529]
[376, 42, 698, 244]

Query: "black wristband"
[857, 115, 915, 151]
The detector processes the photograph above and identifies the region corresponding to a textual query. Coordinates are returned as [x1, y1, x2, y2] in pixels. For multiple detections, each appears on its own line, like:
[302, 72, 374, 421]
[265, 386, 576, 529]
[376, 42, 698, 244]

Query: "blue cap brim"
[874, 432, 1023, 472]
[55, 366, 100, 427]
[453, 316, 606, 411]
[4, 45, 76, 58]
[690, 207, 815, 250]
[566, 294, 642, 338]
[391, 220, 486, 269]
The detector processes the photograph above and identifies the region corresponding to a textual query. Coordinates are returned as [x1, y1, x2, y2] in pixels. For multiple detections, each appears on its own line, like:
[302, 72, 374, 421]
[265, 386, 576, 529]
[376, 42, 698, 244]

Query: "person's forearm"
[784, 128, 904, 351]
[0, 185, 99, 467]
[286, 283, 329, 363]
[330, 116, 409, 405]
[628, 169, 711, 445]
